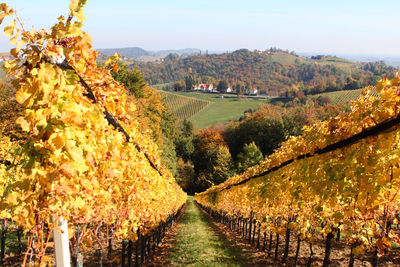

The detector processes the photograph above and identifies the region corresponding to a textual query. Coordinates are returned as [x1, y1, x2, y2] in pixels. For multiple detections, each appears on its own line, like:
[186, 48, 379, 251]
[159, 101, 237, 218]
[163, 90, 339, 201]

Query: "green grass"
[160, 87, 380, 128]
[301, 56, 355, 73]
[190, 100, 264, 128]
[163, 92, 270, 128]
[166, 197, 246, 266]
[152, 82, 173, 90]
[3, 224, 27, 257]
[270, 52, 300, 65]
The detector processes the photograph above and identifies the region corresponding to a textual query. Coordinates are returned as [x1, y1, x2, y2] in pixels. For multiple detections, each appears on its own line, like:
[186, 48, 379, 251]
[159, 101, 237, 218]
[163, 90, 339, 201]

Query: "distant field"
[153, 82, 173, 90]
[159, 91, 211, 121]
[270, 52, 300, 65]
[163, 91, 270, 128]
[190, 100, 266, 128]
[313, 88, 378, 104]
[160, 88, 379, 128]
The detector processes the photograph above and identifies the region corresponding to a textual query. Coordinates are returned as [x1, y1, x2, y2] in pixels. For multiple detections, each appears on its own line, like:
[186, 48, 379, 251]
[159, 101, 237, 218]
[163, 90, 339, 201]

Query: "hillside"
[161, 88, 379, 128]
[98, 47, 150, 58]
[130, 49, 395, 96]
[160, 91, 270, 128]
[97, 47, 201, 61]
[313, 87, 378, 104]
[159, 90, 210, 121]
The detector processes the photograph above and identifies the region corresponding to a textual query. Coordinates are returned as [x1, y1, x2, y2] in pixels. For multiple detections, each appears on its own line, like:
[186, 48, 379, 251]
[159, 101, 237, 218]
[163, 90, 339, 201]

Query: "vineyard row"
[196, 81, 400, 266]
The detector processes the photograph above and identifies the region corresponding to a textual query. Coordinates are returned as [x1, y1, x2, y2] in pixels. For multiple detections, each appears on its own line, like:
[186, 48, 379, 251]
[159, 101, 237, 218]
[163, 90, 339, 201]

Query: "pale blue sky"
[1, 0, 399, 55]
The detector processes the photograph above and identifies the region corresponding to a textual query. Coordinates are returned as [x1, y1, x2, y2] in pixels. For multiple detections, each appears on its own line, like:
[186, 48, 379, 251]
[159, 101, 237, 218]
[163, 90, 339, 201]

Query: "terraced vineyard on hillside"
[314, 87, 378, 104]
[160, 90, 211, 120]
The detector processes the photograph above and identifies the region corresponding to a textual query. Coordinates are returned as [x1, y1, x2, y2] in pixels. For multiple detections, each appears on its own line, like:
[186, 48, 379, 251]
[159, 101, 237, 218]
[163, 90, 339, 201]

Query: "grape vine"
[196, 77, 400, 260]
[0, 1, 186, 265]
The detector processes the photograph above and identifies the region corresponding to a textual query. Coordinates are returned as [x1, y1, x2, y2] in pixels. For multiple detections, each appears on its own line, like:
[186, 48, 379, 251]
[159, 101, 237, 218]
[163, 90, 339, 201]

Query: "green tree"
[236, 142, 264, 173]
[217, 80, 229, 92]
[159, 109, 179, 176]
[209, 145, 234, 185]
[173, 80, 186, 91]
[176, 158, 196, 194]
[184, 75, 196, 91]
[233, 81, 245, 96]
[175, 119, 196, 161]
[193, 129, 234, 188]
[202, 76, 215, 85]
[112, 65, 147, 98]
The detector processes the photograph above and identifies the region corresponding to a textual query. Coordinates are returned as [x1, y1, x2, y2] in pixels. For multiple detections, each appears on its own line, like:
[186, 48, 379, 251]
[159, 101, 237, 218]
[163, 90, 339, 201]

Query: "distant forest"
[129, 48, 396, 96]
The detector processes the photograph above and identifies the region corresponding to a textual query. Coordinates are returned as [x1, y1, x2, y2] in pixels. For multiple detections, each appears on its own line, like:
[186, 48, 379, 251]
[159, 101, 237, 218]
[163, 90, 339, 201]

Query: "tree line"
[173, 101, 344, 194]
[129, 49, 395, 96]
[109, 64, 344, 194]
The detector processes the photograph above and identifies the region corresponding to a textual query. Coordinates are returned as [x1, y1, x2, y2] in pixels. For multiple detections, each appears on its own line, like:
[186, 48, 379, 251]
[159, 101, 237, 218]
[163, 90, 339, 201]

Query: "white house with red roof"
[245, 88, 258, 95]
[193, 83, 214, 92]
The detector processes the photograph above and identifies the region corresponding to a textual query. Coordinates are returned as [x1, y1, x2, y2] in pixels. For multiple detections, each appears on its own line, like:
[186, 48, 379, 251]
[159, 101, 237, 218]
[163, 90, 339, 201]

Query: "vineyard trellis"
[0, 1, 187, 266]
[159, 91, 210, 120]
[196, 78, 400, 266]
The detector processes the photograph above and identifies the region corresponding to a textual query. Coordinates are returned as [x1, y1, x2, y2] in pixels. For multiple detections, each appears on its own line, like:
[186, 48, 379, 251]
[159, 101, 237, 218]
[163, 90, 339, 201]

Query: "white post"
[53, 217, 71, 267]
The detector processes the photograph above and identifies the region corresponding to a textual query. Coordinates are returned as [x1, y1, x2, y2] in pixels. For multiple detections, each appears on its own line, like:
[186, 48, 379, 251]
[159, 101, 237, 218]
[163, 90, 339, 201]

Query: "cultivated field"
[162, 91, 270, 128]
[314, 88, 378, 104]
[159, 90, 211, 121]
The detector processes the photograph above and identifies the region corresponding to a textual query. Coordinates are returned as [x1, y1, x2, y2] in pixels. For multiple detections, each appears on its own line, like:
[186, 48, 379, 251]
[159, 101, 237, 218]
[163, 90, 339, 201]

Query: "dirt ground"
[2, 201, 400, 266]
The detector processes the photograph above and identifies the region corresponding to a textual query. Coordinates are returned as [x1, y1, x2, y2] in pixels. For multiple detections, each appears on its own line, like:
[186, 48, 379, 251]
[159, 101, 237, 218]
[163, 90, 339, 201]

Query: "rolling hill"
[159, 91, 270, 128]
[160, 88, 380, 128]
[131, 49, 395, 96]
[97, 47, 201, 62]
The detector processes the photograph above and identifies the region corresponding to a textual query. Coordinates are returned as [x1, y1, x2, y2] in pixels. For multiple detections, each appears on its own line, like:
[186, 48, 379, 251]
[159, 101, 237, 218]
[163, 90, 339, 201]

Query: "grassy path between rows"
[165, 197, 247, 266]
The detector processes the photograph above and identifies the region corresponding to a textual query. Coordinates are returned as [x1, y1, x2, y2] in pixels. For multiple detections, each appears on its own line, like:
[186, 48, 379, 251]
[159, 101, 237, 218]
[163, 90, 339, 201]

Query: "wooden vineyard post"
[53, 217, 71, 267]
[0, 219, 6, 260]
[135, 231, 139, 267]
[349, 244, 355, 267]
[248, 213, 252, 243]
[242, 218, 245, 237]
[294, 236, 301, 267]
[127, 239, 133, 267]
[268, 232, 273, 256]
[120, 239, 127, 267]
[17, 227, 23, 254]
[140, 233, 146, 264]
[322, 232, 334, 267]
[262, 232, 267, 251]
[108, 227, 113, 260]
[274, 233, 280, 260]
[307, 243, 314, 267]
[282, 221, 291, 264]
[372, 249, 379, 267]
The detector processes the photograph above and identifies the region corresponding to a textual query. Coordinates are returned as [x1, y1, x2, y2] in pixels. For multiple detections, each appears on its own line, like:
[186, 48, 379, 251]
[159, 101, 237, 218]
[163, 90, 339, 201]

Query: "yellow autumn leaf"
[16, 116, 30, 132]
[353, 245, 365, 256]
[60, 163, 76, 178]
[48, 133, 65, 151]
[74, 9, 85, 22]
[0, 12, 8, 25]
[74, 197, 85, 209]
[3, 19, 15, 36]
[105, 52, 121, 66]
[9, 29, 19, 44]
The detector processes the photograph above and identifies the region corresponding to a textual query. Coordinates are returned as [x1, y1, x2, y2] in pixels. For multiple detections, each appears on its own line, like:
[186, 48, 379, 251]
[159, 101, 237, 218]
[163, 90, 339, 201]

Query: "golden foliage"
[196, 81, 400, 255]
[0, 1, 186, 264]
